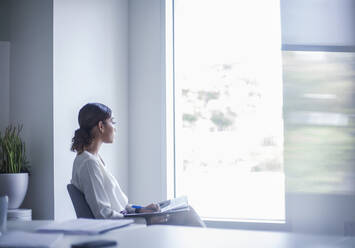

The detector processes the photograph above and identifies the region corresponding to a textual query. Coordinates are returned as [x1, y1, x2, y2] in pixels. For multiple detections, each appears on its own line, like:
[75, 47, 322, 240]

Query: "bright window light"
[173, 0, 285, 221]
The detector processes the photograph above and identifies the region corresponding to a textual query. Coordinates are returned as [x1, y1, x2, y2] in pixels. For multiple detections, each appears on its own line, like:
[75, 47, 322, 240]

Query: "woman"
[70, 103, 205, 227]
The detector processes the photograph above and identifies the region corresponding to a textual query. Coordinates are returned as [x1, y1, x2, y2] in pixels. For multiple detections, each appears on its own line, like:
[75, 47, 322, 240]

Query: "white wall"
[9, 0, 54, 220]
[53, 0, 129, 220]
[0, 42, 10, 130]
[128, 0, 167, 204]
[287, 194, 355, 235]
[281, 0, 355, 46]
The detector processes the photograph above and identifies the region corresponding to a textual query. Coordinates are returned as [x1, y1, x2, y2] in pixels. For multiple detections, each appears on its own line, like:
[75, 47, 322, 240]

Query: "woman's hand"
[139, 203, 160, 213]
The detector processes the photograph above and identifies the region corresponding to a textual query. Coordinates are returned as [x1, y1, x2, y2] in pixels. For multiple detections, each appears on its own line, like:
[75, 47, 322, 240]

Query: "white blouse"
[71, 151, 133, 219]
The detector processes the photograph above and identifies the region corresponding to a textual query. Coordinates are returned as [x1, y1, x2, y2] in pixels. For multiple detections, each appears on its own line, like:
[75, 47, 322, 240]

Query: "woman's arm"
[140, 203, 160, 213]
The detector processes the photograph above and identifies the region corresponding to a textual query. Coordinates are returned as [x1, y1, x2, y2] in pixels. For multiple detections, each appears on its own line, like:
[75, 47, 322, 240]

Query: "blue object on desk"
[132, 205, 142, 213]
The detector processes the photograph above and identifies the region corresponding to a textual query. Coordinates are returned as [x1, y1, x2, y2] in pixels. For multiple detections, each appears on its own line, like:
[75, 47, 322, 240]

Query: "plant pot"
[0, 173, 29, 209]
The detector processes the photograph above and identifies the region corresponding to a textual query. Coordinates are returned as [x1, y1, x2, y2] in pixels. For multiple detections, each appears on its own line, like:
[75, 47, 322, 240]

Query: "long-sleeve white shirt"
[71, 151, 133, 219]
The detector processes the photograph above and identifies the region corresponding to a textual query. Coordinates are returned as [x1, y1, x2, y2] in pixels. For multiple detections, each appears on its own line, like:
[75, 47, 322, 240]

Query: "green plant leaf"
[0, 124, 29, 174]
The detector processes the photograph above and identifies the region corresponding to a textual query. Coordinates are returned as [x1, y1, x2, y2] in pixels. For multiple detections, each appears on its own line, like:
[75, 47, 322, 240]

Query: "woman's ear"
[97, 121, 104, 133]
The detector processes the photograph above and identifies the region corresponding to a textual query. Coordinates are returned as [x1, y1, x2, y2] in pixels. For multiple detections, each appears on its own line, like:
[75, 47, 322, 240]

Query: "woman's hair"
[71, 103, 112, 153]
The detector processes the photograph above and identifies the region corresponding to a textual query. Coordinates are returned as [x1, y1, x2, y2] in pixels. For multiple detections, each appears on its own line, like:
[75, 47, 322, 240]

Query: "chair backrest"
[67, 184, 95, 219]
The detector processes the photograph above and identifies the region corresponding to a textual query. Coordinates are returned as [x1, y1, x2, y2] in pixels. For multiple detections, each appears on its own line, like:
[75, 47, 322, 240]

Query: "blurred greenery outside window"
[283, 49, 355, 194]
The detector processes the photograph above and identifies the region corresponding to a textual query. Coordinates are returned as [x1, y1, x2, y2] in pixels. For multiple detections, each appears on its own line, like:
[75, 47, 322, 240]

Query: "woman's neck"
[85, 139, 102, 156]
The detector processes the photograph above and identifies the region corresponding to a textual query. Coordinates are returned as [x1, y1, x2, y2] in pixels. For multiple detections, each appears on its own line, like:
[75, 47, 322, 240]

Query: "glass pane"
[174, 0, 285, 221]
[284, 51, 355, 194]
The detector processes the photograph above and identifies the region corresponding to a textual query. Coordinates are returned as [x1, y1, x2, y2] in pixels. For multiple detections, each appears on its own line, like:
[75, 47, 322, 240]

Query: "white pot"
[0, 173, 29, 209]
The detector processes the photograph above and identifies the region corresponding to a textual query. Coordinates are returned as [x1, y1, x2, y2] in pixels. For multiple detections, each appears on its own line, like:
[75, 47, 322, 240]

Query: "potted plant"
[0, 124, 30, 209]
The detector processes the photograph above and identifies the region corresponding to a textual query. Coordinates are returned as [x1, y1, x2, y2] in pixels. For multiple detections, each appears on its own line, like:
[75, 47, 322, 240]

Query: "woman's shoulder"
[74, 151, 100, 169]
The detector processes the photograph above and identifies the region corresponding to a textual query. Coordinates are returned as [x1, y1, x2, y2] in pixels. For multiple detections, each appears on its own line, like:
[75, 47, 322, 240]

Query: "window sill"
[203, 218, 291, 232]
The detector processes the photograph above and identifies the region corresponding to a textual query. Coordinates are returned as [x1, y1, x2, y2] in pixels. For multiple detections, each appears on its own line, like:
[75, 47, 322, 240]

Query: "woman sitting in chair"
[70, 103, 205, 227]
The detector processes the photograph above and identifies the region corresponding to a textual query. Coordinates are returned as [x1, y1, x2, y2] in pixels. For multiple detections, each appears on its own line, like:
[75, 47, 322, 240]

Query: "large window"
[173, 0, 285, 221]
[171, 0, 355, 223]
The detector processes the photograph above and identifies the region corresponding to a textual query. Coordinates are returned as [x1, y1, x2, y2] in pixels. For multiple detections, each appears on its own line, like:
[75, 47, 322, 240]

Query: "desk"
[7, 220, 355, 247]
[7, 220, 145, 248]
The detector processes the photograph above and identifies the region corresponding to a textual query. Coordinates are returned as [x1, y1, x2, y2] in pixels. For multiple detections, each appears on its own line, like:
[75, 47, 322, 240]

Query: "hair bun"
[71, 128, 93, 152]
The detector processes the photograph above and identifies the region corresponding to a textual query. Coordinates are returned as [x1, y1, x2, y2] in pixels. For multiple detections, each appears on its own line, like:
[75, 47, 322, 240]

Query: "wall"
[9, 0, 54, 219]
[0, 41, 10, 130]
[281, 0, 355, 46]
[0, 0, 10, 41]
[128, 0, 167, 204]
[53, 0, 129, 220]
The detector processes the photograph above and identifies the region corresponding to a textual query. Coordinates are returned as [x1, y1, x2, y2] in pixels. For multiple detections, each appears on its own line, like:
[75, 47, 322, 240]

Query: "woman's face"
[101, 117, 116, 143]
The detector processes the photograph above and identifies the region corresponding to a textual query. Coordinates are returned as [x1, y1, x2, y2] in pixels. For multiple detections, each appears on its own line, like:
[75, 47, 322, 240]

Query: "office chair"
[67, 184, 95, 219]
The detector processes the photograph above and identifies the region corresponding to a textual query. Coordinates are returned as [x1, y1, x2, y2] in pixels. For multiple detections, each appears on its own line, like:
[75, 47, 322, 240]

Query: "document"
[124, 196, 189, 217]
[160, 195, 188, 212]
[0, 231, 62, 248]
[36, 218, 134, 235]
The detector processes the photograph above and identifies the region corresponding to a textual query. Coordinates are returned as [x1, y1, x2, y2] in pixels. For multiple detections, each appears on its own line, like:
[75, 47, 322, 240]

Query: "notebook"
[36, 218, 134, 235]
[124, 196, 189, 217]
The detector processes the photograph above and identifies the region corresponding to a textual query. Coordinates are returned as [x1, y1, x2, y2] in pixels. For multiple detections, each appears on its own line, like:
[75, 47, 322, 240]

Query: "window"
[283, 47, 355, 195]
[173, 0, 285, 221]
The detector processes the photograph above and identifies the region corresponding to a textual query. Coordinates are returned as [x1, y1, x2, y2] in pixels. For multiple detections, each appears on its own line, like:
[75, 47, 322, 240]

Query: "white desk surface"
[7, 220, 355, 248]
